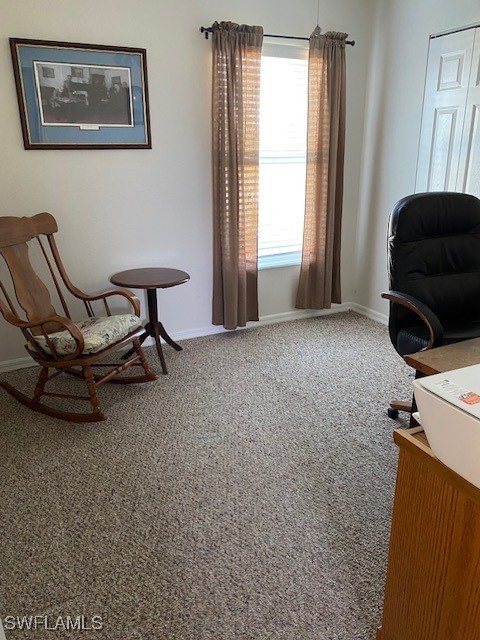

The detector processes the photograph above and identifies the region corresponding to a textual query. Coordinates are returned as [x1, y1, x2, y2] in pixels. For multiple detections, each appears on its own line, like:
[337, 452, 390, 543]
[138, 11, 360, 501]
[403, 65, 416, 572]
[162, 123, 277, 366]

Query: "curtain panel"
[296, 31, 347, 310]
[211, 21, 264, 330]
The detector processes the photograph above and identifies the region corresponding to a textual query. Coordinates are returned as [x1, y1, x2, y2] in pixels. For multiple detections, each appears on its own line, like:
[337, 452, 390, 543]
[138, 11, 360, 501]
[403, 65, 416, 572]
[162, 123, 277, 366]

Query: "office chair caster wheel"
[388, 408, 399, 420]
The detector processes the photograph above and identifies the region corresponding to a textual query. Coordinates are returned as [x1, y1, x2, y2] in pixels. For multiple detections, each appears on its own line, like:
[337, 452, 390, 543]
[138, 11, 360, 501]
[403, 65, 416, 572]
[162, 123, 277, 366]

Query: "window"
[258, 40, 309, 269]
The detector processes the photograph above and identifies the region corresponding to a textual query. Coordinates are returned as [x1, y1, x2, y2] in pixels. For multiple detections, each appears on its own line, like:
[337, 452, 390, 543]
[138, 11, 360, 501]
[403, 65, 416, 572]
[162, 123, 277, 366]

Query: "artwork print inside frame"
[33, 61, 133, 127]
[10, 38, 151, 149]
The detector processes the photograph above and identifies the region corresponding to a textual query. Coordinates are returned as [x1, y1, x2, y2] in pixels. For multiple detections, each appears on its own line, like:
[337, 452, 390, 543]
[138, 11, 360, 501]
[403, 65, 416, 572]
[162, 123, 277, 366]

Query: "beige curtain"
[296, 32, 347, 310]
[211, 21, 264, 330]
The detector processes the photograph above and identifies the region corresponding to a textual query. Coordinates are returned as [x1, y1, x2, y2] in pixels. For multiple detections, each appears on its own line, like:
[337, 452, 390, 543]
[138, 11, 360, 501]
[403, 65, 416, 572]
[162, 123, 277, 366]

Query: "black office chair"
[382, 191, 480, 419]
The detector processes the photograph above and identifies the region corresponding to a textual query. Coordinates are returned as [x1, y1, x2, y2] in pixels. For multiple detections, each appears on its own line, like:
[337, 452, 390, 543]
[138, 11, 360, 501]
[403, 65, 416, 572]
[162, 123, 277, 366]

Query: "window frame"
[257, 39, 309, 271]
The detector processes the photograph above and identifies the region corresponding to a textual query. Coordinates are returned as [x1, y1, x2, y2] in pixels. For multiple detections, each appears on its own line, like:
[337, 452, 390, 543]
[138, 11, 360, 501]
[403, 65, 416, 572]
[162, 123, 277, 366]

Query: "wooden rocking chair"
[0, 213, 157, 422]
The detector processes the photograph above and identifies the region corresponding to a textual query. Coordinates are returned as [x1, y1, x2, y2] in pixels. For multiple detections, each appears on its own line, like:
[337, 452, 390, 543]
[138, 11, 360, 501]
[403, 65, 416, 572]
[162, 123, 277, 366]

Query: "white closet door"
[416, 29, 475, 192]
[457, 28, 480, 197]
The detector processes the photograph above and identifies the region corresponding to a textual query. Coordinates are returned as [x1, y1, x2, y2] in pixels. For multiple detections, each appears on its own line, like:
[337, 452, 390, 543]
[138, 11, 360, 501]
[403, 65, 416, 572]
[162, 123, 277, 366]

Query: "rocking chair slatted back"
[45, 232, 106, 318]
[0, 213, 66, 334]
[37, 235, 71, 320]
[0, 212, 57, 248]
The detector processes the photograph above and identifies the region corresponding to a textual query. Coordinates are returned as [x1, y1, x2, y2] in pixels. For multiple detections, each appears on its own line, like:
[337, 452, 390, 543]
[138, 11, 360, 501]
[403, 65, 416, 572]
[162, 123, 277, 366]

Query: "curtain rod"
[200, 26, 355, 46]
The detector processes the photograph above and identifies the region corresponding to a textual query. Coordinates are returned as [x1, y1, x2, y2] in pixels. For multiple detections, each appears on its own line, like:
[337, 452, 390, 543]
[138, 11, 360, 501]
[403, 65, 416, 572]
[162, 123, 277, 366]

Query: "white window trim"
[258, 250, 302, 270]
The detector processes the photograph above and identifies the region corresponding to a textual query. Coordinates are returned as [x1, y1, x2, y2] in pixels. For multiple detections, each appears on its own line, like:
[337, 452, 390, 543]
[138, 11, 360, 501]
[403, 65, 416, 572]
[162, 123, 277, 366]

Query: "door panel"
[416, 29, 475, 192]
[457, 29, 480, 196]
[428, 107, 458, 190]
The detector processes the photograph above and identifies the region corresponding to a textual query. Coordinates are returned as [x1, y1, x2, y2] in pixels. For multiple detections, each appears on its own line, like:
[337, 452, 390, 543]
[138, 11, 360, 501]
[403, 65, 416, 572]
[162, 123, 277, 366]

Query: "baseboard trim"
[0, 356, 37, 374]
[258, 303, 352, 326]
[0, 302, 384, 373]
[350, 302, 388, 325]
[140, 304, 353, 348]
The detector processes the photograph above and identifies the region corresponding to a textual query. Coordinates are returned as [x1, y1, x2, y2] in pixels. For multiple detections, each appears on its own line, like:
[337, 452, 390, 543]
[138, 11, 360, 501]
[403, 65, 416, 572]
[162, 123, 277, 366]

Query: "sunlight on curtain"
[211, 21, 264, 329]
[296, 32, 347, 310]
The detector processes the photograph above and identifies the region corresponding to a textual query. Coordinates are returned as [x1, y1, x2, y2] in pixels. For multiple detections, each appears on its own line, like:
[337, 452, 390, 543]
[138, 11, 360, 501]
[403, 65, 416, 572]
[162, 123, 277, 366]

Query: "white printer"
[413, 364, 480, 489]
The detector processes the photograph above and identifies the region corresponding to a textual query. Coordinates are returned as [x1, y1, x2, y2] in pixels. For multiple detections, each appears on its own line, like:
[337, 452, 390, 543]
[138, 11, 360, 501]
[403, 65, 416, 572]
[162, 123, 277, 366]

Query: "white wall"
[354, 0, 480, 317]
[0, 0, 374, 366]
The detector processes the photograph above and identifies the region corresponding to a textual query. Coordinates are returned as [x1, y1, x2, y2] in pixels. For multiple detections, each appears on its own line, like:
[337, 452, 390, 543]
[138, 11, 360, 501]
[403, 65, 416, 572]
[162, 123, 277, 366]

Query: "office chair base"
[388, 400, 413, 420]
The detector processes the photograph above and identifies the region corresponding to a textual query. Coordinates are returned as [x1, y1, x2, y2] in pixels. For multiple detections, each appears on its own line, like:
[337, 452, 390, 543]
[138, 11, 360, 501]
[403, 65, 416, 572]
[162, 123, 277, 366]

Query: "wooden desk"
[403, 338, 480, 427]
[377, 429, 480, 639]
[110, 268, 190, 375]
[405, 337, 480, 375]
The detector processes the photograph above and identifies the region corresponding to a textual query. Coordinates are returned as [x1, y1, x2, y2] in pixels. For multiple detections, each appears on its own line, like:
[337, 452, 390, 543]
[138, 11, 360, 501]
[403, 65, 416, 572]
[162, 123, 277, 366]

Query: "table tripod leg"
[146, 289, 168, 374]
[158, 322, 182, 351]
[152, 324, 168, 374]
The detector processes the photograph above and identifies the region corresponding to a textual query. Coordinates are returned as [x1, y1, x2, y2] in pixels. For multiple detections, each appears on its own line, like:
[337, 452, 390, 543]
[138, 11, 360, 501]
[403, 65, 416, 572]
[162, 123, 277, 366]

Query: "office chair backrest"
[388, 192, 480, 332]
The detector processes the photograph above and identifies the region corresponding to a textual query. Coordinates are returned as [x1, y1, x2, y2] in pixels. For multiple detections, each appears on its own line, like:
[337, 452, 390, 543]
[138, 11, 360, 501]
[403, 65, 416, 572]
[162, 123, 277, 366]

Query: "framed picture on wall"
[10, 38, 151, 149]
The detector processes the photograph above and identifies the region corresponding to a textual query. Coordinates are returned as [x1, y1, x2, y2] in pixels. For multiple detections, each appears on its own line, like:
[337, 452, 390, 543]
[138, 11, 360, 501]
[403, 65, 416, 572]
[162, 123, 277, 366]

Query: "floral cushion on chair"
[35, 314, 142, 356]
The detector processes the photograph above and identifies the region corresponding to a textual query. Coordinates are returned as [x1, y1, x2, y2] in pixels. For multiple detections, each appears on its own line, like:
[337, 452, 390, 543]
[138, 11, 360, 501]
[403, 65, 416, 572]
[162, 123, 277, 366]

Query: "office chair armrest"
[381, 291, 444, 350]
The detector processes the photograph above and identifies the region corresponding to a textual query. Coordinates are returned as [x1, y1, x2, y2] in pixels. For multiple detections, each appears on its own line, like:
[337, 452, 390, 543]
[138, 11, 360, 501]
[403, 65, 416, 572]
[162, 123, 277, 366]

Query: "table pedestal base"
[123, 288, 182, 374]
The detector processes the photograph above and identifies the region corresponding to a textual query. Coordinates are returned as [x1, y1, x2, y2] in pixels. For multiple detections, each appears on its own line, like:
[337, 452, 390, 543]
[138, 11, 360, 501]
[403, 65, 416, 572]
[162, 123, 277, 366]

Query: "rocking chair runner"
[0, 212, 157, 422]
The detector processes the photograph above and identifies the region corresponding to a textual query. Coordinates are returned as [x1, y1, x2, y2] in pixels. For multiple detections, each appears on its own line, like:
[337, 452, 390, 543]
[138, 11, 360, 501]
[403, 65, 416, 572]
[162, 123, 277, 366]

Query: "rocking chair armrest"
[0, 303, 78, 336]
[91, 289, 141, 316]
[381, 290, 444, 349]
[71, 288, 141, 316]
[9, 314, 85, 359]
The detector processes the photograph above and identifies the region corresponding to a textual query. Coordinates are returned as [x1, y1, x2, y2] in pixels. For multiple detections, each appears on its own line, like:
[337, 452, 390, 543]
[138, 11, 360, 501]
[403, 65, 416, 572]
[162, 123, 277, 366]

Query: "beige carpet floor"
[0, 311, 412, 639]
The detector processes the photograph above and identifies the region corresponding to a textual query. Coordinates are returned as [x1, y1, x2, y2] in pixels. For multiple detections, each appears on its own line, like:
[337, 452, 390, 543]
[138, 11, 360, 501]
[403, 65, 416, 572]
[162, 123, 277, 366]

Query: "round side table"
[110, 267, 190, 374]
